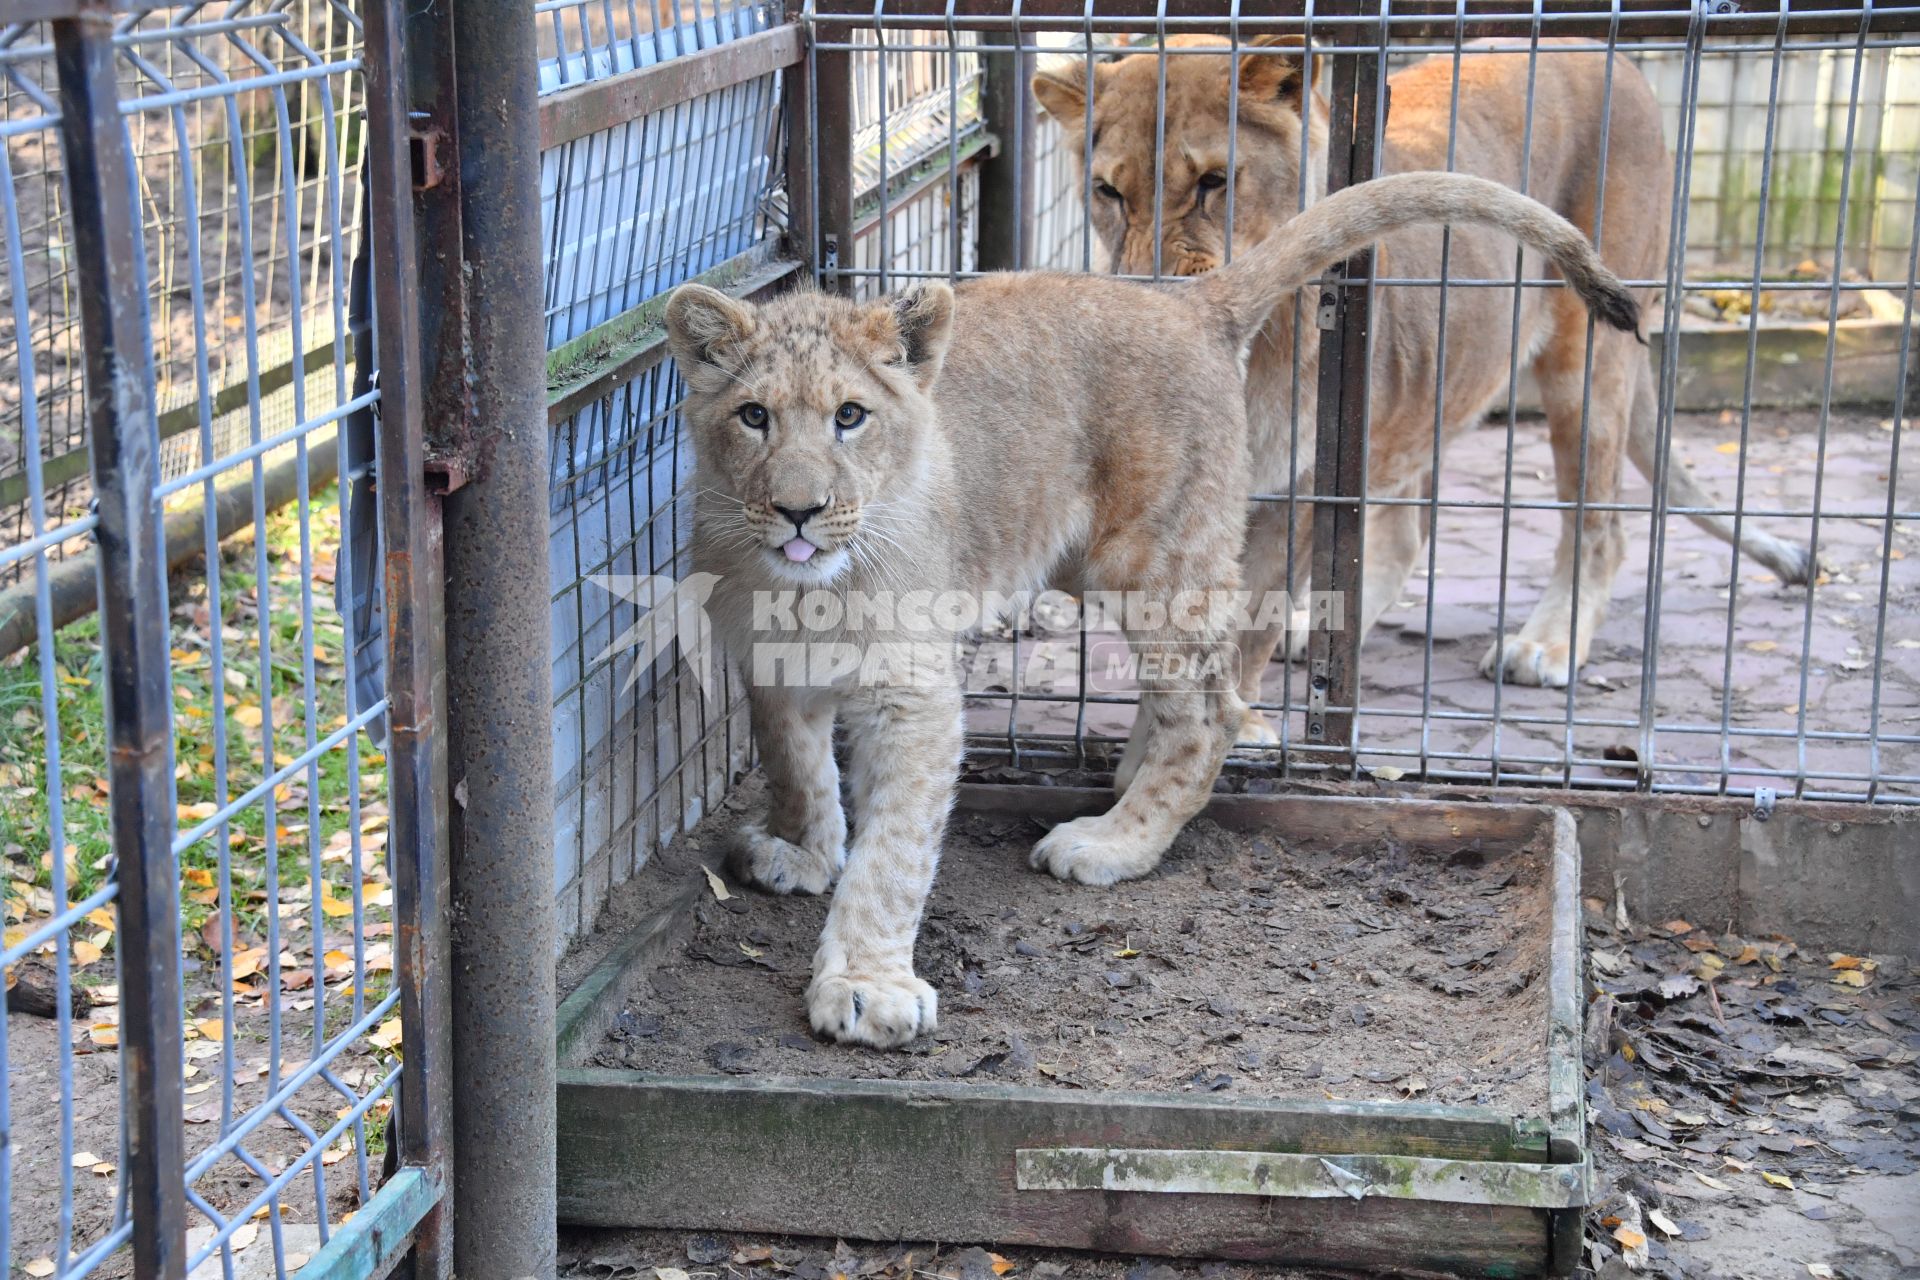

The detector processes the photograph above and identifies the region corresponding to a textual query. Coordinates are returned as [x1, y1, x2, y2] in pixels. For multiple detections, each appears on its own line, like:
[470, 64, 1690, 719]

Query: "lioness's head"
[1033, 35, 1329, 278]
[665, 282, 954, 585]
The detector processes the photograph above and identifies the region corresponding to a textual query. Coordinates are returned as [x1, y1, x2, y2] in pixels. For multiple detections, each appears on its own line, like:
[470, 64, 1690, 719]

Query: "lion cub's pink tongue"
[781, 537, 817, 563]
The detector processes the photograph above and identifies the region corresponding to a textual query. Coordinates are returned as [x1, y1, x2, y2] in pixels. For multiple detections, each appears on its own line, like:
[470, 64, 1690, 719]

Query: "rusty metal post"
[790, 6, 856, 291]
[435, 0, 559, 1274]
[360, 0, 456, 1275]
[1306, 1, 1384, 771]
[52, 15, 189, 1279]
[977, 30, 1037, 271]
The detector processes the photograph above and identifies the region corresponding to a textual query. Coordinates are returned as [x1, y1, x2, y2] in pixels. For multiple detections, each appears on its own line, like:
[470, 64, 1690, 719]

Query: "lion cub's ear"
[881, 282, 954, 392]
[1032, 59, 1108, 129]
[1238, 33, 1313, 104]
[665, 284, 756, 391]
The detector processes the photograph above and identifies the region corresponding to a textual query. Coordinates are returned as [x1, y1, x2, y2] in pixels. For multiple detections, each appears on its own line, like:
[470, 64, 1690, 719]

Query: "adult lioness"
[1034, 37, 1813, 712]
[665, 173, 1636, 1047]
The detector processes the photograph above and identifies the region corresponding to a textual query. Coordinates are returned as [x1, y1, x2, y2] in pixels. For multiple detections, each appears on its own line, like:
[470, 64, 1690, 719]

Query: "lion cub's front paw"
[1479, 634, 1575, 688]
[807, 968, 938, 1048]
[1029, 815, 1163, 886]
[730, 822, 842, 895]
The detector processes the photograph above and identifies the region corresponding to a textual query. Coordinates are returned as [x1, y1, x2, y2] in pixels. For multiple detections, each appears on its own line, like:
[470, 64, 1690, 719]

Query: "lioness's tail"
[1200, 171, 1641, 345]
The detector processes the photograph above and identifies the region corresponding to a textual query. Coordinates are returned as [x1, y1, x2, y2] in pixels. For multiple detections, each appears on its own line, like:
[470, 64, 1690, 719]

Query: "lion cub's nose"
[773, 501, 827, 533]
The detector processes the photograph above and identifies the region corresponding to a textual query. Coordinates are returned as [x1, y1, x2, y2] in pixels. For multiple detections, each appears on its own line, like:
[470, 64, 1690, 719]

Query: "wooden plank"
[545, 244, 800, 427]
[1014, 1147, 1588, 1208]
[955, 783, 1552, 851]
[540, 25, 803, 150]
[558, 1073, 1548, 1272]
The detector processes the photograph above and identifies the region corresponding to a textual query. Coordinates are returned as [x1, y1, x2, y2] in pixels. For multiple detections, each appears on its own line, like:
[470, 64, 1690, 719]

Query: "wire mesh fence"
[2, 5, 410, 1277]
[798, 2, 1919, 807]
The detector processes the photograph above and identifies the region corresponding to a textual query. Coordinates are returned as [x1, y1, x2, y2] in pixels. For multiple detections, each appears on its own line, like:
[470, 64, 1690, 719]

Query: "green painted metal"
[293, 1168, 442, 1280]
[1014, 1147, 1591, 1209]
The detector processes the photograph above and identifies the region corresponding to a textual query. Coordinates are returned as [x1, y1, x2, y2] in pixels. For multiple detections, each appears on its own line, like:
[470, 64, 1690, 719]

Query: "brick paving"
[962, 407, 1919, 802]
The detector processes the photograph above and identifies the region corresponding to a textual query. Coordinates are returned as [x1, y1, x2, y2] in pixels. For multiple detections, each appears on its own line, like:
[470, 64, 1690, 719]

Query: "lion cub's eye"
[833, 402, 868, 432]
[737, 403, 769, 430]
[1197, 171, 1228, 192]
[1093, 180, 1123, 202]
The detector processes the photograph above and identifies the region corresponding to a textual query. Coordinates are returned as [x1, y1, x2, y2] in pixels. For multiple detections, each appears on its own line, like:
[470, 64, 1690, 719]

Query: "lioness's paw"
[1029, 816, 1163, 886]
[807, 969, 937, 1048]
[1232, 706, 1282, 749]
[1479, 635, 1575, 688]
[729, 822, 842, 895]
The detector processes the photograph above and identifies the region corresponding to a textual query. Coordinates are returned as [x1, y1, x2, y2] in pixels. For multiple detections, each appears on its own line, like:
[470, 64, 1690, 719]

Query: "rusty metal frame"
[800, 0, 1920, 36]
[52, 16, 191, 1277]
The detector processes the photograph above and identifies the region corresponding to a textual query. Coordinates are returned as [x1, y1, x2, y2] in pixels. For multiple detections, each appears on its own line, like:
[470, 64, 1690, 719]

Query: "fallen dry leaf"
[1761, 1171, 1795, 1189]
[229, 1221, 258, 1250]
[1696, 1172, 1733, 1191]
[1612, 1226, 1647, 1250]
[703, 866, 732, 902]
[369, 1017, 403, 1051]
[25, 1259, 55, 1279]
[1648, 1208, 1680, 1237]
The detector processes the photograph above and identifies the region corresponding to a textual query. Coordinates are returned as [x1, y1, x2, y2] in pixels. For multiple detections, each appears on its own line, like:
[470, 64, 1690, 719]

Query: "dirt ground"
[560, 770, 1917, 1280]
[959, 409, 1919, 802]
[586, 778, 1553, 1111]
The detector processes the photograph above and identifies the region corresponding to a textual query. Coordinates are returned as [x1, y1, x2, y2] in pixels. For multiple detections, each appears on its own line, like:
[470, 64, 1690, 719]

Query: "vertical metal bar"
[52, 16, 189, 1280]
[361, 0, 455, 1274]
[439, 0, 560, 1271]
[796, 3, 855, 291]
[977, 28, 1035, 272]
[1304, 0, 1378, 768]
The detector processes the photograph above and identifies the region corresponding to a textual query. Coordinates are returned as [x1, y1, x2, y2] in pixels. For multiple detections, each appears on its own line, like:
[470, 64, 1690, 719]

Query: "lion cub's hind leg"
[1230, 499, 1314, 749]
[1034, 544, 1244, 886]
[731, 686, 847, 895]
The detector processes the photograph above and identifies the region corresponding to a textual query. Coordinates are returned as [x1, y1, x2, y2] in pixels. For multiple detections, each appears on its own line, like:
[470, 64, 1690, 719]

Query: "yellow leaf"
[26, 1259, 56, 1278]
[1828, 953, 1865, 970]
[195, 1018, 225, 1043]
[1832, 970, 1868, 988]
[738, 943, 763, 959]
[90, 1162, 115, 1176]
[230, 1221, 258, 1250]
[1745, 640, 1778, 653]
[1648, 1208, 1680, 1237]
[1612, 1226, 1646, 1250]
[178, 801, 219, 822]
[234, 705, 263, 729]
[1695, 1172, 1732, 1191]
[988, 1253, 1016, 1276]
[703, 866, 732, 902]
[319, 882, 354, 918]
[1112, 947, 1140, 959]
[71, 1150, 103, 1167]
[72, 939, 103, 966]
[1761, 1171, 1794, 1189]
[1714, 441, 1741, 454]
[369, 1017, 403, 1051]
[88, 1023, 119, 1048]
[185, 868, 215, 888]
[230, 947, 268, 981]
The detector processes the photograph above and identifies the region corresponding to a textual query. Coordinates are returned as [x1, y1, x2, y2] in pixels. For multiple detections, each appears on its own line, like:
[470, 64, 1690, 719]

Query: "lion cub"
[665, 173, 1637, 1048]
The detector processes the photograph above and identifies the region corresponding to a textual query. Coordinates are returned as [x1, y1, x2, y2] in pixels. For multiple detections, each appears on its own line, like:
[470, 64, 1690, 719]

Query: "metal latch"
[1753, 786, 1776, 822]
[1014, 1148, 1591, 1210]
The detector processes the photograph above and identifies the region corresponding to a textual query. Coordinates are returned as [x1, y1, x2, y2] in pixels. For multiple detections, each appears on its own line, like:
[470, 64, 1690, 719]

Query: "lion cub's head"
[665, 283, 953, 585]
[1034, 35, 1329, 278]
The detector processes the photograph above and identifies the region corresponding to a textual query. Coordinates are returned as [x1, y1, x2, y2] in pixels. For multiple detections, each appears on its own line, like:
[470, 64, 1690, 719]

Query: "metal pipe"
[439, 0, 559, 1274]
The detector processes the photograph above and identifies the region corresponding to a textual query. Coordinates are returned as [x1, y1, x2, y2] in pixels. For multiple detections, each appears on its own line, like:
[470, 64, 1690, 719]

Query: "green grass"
[2, 484, 395, 1020]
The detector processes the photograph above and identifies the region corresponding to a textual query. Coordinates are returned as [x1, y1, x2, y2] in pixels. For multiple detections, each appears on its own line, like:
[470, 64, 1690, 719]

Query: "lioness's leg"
[732, 685, 847, 894]
[1358, 478, 1429, 639]
[807, 683, 962, 1048]
[1480, 325, 1632, 687]
[1230, 499, 1314, 748]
